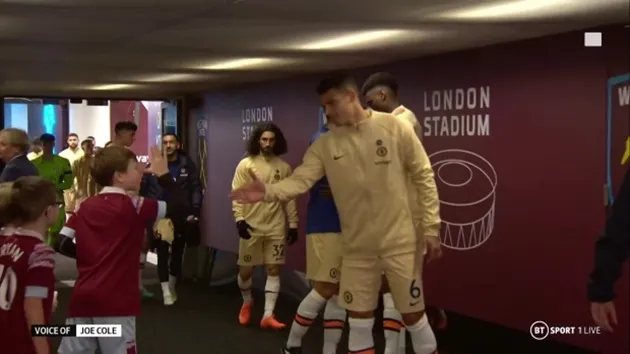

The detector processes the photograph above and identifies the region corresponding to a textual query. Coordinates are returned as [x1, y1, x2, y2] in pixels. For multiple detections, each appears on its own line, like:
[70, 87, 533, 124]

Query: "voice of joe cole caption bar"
[32, 324, 122, 337]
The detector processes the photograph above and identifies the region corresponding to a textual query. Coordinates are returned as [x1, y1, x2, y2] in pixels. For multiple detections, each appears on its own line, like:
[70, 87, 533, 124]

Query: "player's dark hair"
[87, 136, 95, 140]
[361, 72, 399, 96]
[316, 73, 358, 95]
[81, 139, 93, 147]
[163, 133, 179, 142]
[90, 146, 137, 187]
[104, 141, 113, 147]
[68, 133, 78, 138]
[246, 123, 288, 156]
[0, 177, 57, 226]
[114, 121, 138, 134]
[39, 133, 56, 142]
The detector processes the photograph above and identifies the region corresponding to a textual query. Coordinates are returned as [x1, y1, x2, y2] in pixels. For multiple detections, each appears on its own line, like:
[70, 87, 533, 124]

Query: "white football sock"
[406, 314, 437, 354]
[348, 317, 376, 353]
[322, 295, 345, 354]
[383, 293, 404, 354]
[286, 290, 327, 348]
[237, 275, 252, 304]
[263, 275, 280, 318]
[160, 282, 171, 296]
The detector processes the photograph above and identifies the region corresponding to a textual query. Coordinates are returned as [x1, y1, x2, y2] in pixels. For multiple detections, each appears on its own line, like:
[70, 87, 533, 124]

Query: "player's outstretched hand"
[425, 236, 442, 263]
[148, 146, 168, 177]
[591, 301, 617, 332]
[229, 169, 265, 203]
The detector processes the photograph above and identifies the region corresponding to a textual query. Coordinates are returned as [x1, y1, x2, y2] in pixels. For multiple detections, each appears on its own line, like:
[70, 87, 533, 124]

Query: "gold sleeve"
[231, 159, 250, 222]
[265, 144, 325, 202]
[399, 121, 441, 237]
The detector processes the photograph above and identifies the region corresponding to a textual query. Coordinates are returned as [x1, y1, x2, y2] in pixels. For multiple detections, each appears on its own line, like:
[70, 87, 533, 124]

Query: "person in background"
[86, 136, 96, 146]
[111, 121, 137, 148]
[0, 128, 39, 183]
[71, 139, 98, 208]
[141, 133, 202, 306]
[283, 121, 346, 354]
[31, 134, 73, 246]
[362, 72, 446, 354]
[59, 133, 84, 216]
[0, 176, 60, 354]
[27, 138, 43, 161]
[588, 166, 630, 332]
[232, 123, 299, 330]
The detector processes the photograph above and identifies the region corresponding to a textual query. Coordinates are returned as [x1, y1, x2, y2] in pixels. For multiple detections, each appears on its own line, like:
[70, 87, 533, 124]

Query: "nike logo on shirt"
[333, 155, 345, 160]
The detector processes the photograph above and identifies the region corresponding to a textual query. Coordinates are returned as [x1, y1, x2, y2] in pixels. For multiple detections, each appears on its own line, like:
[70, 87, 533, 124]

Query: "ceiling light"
[89, 84, 135, 91]
[135, 73, 202, 83]
[294, 30, 410, 51]
[438, 0, 576, 20]
[198, 58, 285, 70]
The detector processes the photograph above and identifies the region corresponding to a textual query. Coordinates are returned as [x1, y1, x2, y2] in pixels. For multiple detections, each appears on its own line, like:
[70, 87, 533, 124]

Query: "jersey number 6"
[0, 265, 18, 311]
[409, 279, 421, 299]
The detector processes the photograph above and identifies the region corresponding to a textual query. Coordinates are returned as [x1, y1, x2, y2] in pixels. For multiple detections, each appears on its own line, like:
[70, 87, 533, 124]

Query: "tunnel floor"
[52, 254, 596, 354]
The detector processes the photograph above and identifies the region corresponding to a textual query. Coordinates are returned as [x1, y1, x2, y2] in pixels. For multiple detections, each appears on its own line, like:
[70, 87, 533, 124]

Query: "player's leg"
[384, 252, 437, 354]
[260, 236, 287, 329]
[381, 274, 404, 354]
[58, 318, 98, 354]
[339, 257, 380, 354]
[156, 239, 175, 305]
[139, 230, 153, 298]
[236, 235, 263, 325]
[284, 234, 343, 353]
[95, 316, 137, 354]
[168, 232, 186, 300]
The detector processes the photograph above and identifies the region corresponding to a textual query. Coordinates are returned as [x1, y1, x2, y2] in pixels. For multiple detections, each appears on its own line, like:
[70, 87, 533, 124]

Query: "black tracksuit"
[141, 151, 203, 282]
[588, 166, 630, 302]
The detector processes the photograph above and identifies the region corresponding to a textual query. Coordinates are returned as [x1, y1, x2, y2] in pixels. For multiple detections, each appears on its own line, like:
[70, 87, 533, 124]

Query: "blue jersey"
[306, 127, 341, 234]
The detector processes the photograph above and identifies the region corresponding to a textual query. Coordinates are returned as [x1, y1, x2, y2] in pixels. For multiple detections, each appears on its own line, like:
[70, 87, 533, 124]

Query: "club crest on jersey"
[243, 255, 252, 262]
[343, 291, 353, 304]
[376, 146, 388, 157]
[273, 169, 281, 181]
[180, 167, 188, 177]
[376, 139, 383, 146]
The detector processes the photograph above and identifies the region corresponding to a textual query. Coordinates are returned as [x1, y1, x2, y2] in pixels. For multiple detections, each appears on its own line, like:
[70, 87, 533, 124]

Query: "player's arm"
[398, 120, 441, 237]
[25, 244, 55, 354]
[57, 214, 78, 258]
[264, 143, 325, 202]
[588, 166, 630, 302]
[282, 165, 299, 229]
[231, 159, 249, 222]
[57, 158, 74, 191]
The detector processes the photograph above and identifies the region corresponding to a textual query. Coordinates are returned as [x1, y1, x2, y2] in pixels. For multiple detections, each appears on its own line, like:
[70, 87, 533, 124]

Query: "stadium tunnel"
[0, 1, 629, 354]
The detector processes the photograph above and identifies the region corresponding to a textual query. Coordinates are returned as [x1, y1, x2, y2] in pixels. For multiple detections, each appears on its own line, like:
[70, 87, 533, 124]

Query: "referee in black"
[588, 166, 630, 332]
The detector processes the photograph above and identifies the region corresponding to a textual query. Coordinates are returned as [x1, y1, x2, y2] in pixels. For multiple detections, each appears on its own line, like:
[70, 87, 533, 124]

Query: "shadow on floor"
[50, 281, 597, 354]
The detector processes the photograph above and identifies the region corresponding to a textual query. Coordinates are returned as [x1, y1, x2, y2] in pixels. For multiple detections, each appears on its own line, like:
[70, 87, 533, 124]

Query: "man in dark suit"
[0, 128, 39, 182]
[589, 166, 630, 332]
[140, 133, 202, 306]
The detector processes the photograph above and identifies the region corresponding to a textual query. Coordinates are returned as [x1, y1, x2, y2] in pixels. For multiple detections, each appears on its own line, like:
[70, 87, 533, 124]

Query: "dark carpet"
[51, 255, 596, 354]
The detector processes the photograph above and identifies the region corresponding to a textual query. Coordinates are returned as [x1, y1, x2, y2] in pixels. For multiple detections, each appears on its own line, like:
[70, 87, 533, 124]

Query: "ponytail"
[0, 177, 57, 227]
